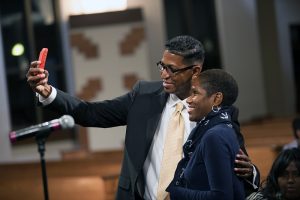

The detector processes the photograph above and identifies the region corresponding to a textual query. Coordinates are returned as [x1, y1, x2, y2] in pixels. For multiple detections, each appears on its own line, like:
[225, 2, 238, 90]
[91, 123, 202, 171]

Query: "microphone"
[9, 115, 75, 143]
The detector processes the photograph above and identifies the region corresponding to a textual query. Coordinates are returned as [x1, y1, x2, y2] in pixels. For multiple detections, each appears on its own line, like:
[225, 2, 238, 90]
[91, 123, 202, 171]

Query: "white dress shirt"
[143, 94, 196, 200]
[37, 86, 57, 105]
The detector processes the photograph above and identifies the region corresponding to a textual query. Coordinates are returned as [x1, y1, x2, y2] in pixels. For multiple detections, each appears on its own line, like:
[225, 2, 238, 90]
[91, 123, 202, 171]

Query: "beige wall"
[215, 0, 267, 121]
[70, 22, 151, 151]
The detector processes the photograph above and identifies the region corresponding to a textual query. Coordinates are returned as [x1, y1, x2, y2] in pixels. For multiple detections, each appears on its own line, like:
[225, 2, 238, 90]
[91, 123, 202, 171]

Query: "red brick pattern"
[77, 78, 102, 100]
[123, 73, 139, 90]
[70, 33, 99, 59]
[119, 26, 145, 55]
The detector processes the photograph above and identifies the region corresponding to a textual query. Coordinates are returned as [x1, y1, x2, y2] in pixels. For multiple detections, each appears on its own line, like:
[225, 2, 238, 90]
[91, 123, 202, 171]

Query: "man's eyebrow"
[162, 62, 175, 68]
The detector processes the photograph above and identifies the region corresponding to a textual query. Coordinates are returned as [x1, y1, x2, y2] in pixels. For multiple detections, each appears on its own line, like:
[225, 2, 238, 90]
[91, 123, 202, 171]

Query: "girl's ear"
[213, 92, 223, 106]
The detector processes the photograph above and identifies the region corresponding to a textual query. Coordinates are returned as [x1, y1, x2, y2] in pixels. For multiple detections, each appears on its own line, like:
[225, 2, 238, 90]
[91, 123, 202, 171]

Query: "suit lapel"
[133, 85, 168, 198]
[145, 91, 169, 148]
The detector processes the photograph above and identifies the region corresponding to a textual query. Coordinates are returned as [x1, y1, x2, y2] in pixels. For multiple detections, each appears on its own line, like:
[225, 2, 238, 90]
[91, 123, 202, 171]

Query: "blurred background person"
[247, 148, 300, 200]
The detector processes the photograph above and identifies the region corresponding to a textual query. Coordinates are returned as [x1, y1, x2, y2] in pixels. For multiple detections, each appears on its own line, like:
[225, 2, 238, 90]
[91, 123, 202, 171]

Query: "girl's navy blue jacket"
[167, 107, 245, 200]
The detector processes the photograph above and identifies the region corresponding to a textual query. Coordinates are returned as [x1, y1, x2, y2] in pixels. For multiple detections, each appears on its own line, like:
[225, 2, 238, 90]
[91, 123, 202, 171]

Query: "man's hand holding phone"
[26, 48, 52, 98]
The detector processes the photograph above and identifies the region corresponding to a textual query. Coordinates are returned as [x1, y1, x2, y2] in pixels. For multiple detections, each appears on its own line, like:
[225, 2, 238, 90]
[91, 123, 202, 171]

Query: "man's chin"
[163, 86, 175, 94]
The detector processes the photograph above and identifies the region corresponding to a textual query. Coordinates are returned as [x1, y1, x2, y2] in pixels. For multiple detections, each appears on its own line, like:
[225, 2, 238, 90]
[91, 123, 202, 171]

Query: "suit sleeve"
[44, 81, 140, 128]
[168, 129, 242, 200]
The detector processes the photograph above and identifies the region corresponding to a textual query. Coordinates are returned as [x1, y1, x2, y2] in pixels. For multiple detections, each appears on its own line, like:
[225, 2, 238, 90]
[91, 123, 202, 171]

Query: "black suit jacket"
[46, 81, 168, 199]
[45, 80, 259, 199]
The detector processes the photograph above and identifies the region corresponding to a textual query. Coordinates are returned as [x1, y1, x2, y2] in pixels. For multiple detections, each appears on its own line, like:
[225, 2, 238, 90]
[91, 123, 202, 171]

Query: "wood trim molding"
[69, 8, 143, 28]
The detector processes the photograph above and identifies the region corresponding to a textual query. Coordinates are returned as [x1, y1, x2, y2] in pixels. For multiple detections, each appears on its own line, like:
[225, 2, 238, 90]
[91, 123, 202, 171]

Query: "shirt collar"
[167, 94, 188, 109]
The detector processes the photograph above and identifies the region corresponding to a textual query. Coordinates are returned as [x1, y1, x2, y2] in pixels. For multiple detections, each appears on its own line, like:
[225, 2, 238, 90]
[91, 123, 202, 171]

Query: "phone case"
[38, 48, 48, 69]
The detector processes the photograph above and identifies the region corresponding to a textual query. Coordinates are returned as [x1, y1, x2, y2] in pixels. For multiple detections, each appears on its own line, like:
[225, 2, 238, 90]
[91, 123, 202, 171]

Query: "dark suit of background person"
[167, 69, 245, 199]
[26, 35, 259, 199]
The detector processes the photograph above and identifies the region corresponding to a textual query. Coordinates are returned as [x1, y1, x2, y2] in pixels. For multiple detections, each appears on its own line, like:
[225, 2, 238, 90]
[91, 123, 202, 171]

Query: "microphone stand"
[35, 131, 51, 200]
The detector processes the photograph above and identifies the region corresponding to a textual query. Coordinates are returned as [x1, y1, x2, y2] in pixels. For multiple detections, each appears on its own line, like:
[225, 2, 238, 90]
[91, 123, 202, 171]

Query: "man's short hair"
[165, 35, 205, 65]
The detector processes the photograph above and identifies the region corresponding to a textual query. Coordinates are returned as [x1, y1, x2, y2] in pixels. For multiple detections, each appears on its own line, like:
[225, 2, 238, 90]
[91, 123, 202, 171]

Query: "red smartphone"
[38, 48, 48, 69]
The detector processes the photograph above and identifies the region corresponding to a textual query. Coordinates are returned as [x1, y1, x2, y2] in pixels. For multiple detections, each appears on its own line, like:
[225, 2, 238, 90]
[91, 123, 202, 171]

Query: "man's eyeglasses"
[157, 61, 196, 76]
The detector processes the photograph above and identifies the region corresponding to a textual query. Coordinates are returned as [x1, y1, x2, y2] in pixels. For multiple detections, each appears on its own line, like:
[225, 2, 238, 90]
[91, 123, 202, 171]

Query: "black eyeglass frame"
[156, 61, 196, 75]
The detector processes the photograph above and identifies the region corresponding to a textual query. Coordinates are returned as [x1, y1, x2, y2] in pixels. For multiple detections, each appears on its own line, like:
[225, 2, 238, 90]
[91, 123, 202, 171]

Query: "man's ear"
[214, 92, 223, 106]
[192, 65, 202, 77]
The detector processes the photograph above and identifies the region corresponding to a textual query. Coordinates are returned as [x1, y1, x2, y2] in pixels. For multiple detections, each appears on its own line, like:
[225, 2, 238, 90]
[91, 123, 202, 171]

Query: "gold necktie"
[157, 102, 185, 200]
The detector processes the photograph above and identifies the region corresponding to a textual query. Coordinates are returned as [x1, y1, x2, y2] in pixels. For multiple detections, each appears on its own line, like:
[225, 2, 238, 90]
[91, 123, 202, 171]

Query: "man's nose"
[160, 68, 170, 78]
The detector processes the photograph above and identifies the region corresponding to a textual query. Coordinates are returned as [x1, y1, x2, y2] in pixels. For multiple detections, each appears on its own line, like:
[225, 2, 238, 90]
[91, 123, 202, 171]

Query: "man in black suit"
[27, 35, 259, 199]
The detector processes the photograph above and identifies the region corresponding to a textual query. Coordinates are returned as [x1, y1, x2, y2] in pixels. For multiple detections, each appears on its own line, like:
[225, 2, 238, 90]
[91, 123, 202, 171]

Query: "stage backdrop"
[69, 8, 151, 151]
